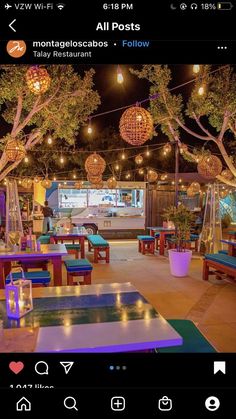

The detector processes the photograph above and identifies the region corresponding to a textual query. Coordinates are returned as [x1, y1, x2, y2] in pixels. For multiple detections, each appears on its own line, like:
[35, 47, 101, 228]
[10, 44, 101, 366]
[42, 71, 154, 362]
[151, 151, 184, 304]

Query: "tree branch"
[12, 93, 23, 133]
[175, 116, 214, 141]
[218, 112, 229, 142]
[192, 113, 215, 138]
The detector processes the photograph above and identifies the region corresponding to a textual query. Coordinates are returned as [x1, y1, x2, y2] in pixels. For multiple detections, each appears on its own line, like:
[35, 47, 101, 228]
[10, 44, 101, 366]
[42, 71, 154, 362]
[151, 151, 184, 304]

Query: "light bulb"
[115, 164, 119, 171]
[47, 136, 53, 145]
[179, 179, 182, 183]
[121, 152, 126, 160]
[193, 64, 200, 74]
[58, 183, 61, 187]
[53, 176, 57, 181]
[18, 180, 22, 185]
[64, 181, 67, 185]
[73, 173, 77, 179]
[60, 156, 64, 164]
[24, 156, 29, 163]
[117, 66, 124, 84]
[198, 86, 205, 96]
[146, 149, 150, 157]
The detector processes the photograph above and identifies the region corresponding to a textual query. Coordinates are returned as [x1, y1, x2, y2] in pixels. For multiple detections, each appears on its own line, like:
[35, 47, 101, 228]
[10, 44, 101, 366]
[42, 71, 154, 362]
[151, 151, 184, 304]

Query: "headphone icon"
[191, 3, 198, 9]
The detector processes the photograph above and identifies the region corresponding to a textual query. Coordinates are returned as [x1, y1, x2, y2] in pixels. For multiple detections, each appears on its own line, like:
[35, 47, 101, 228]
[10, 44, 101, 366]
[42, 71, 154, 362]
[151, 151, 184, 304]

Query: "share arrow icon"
[60, 361, 74, 374]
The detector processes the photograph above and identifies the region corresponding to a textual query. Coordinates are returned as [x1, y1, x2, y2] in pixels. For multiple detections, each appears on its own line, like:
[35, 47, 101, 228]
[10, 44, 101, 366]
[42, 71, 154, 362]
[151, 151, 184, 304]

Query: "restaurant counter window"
[59, 188, 87, 208]
[118, 189, 144, 208]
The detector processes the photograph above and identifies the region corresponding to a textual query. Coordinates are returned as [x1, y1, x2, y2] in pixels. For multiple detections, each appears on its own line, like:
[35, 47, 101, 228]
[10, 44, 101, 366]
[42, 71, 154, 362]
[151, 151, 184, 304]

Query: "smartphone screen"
[0, 1, 235, 417]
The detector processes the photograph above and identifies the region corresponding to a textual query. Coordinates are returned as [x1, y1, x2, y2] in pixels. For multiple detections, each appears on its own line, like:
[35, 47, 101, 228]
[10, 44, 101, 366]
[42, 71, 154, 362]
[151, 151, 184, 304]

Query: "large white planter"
[168, 249, 192, 277]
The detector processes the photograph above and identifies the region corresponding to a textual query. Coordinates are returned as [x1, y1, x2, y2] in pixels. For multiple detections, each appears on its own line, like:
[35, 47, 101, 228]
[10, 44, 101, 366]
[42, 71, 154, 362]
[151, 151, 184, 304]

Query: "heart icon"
[9, 361, 24, 374]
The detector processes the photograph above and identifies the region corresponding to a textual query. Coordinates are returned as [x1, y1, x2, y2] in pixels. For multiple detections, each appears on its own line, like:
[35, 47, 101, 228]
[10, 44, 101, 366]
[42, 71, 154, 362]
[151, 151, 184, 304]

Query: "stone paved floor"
[59, 240, 236, 352]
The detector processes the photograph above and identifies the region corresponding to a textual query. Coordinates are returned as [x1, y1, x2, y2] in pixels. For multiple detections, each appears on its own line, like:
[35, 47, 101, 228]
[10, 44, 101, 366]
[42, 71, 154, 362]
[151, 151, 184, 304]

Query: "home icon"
[16, 397, 31, 412]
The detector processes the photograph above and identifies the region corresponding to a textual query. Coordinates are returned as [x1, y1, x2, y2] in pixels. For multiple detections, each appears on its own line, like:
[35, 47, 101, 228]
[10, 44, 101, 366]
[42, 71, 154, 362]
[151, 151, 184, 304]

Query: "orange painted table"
[147, 227, 175, 256]
[50, 234, 87, 258]
[0, 244, 67, 289]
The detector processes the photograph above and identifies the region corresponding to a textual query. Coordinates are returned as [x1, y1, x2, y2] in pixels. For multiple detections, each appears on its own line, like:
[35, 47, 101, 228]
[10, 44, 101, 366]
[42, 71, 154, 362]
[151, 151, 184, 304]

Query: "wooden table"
[0, 244, 67, 288]
[147, 227, 175, 256]
[50, 233, 87, 258]
[221, 239, 236, 256]
[0, 283, 182, 353]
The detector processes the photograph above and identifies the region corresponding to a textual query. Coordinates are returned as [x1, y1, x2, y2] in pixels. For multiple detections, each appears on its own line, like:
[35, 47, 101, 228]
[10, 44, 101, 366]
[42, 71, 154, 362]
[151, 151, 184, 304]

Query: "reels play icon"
[6, 40, 26, 58]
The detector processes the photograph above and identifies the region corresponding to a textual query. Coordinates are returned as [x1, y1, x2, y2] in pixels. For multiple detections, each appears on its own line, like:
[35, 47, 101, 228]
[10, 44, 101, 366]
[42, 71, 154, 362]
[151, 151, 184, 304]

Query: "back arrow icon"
[9, 19, 16, 32]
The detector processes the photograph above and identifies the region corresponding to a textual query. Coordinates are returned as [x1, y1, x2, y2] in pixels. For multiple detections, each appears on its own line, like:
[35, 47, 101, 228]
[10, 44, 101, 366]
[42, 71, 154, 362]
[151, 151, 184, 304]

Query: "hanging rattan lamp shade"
[5, 137, 26, 161]
[190, 182, 201, 193]
[41, 178, 52, 189]
[119, 106, 153, 146]
[22, 178, 33, 189]
[74, 181, 83, 189]
[85, 153, 106, 176]
[221, 169, 233, 181]
[135, 154, 143, 165]
[187, 187, 196, 197]
[147, 170, 158, 183]
[197, 155, 222, 179]
[107, 176, 117, 189]
[26, 66, 51, 95]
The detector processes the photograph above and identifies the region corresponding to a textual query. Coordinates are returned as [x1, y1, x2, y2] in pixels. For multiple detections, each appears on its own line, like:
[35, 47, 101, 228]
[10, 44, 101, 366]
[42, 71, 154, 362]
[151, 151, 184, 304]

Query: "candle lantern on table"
[5, 268, 33, 319]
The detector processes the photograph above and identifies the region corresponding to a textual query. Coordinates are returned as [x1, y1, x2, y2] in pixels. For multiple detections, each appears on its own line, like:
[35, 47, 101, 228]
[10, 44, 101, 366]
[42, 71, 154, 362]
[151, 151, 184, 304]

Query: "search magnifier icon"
[35, 361, 49, 375]
[64, 396, 78, 411]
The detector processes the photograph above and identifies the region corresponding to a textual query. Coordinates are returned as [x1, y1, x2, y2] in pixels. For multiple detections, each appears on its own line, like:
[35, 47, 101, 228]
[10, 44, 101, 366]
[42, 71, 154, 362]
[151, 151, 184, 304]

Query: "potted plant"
[163, 204, 194, 277]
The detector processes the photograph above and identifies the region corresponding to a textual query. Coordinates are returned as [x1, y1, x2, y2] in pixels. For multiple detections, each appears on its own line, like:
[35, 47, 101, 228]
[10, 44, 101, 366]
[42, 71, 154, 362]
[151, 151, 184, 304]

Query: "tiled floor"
[58, 240, 236, 352]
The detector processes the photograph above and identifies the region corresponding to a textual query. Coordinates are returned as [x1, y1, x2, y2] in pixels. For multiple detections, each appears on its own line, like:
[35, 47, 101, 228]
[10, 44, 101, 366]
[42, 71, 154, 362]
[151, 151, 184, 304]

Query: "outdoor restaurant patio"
[0, 64, 236, 354]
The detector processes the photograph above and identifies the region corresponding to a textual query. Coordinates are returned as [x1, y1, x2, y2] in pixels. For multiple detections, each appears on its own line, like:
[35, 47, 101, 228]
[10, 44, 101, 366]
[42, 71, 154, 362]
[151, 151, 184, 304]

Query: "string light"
[53, 176, 57, 181]
[60, 155, 65, 164]
[193, 65, 200, 74]
[73, 173, 77, 179]
[64, 181, 67, 185]
[18, 180, 22, 185]
[138, 168, 144, 175]
[47, 135, 53, 145]
[24, 156, 29, 163]
[163, 143, 171, 155]
[145, 147, 150, 157]
[87, 118, 93, 134]
[179, 178, 182, 183]
[126, 173, 131, 179]
[115, 164, 120, 171]
[121, 151, 126, 160]
[198, 85, 205, 96]
[117, 65, 124, 84]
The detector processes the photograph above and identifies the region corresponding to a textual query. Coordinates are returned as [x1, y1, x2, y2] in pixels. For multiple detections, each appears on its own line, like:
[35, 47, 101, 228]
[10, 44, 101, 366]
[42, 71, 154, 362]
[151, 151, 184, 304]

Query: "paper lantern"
[74, 181, 83, 189]
[87, 174, 102, 185]
[21, 178, 32, 189]
[119, 106, 153, 146]
[179, 143, 188, 154]
[85, 153, 106, 176]
[221, 169, 233, 181]
[197, 155, 222, 179]
[160, 174, 168, 181]
[220, 189, 228, 199]
[135, 154, 143, 165]
[5, 269, 33, 319]
[107, 176, 117, 189]
[147, 170, 158, 183]
[187, 187, 196, 197]
[190, 182, 201, 193]
[34, 176, 41, 184]
[5, 137, 25, 162]
[41, 178, 52, 189]
[163, 143, 172, 154]
[26, 66, 51, 95]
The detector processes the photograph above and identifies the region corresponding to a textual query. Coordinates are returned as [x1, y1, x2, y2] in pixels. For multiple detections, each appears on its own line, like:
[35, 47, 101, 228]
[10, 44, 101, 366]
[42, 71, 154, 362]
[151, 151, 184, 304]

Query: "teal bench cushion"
[6, 271, 51, 285]
[218, 249, 228, 255]
[37, 235, 51, 244]
[205, 253, 236, 269]
[65, 244, 81, 250]
[158, 319, 216, 353]
[87, 234, 109, 247]
[137, 235, 155, 241]
[65, 258, 93, 272]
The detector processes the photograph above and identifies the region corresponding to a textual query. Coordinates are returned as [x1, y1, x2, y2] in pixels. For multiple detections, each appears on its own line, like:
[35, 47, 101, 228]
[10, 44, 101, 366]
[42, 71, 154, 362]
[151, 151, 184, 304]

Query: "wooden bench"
[87, 234, 110, 263]
[203, 253, 236, 282]
[65, 243, 80, 259]
[137, 235, 155, 255]
[64, 258, 93, 285]
[6, 271, 51, 287]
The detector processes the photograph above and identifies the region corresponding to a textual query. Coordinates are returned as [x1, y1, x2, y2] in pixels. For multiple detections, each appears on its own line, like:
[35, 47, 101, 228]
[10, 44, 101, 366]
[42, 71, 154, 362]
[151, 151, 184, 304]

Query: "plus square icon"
[111, 396, 126, 411]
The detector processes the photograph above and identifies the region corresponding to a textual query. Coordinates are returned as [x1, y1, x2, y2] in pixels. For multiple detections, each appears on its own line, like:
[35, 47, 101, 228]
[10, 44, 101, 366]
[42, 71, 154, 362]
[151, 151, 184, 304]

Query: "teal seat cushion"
[158, 319, 216, 353]
[38, 235, 51, 244]
[218, 250, 228, 255]
[65, 244, 81, 250]
[87, 234, 108, 247]
[205, 253, 236, 269]
[137, 235, 155, 241]
[65, 258, 93, 272]
[6, 271, 51, 285]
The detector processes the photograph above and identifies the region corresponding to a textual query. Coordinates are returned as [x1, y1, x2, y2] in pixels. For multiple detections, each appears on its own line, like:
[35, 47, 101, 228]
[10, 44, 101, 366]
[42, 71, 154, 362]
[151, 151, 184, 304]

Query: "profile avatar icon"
[205, 396, 220, 411]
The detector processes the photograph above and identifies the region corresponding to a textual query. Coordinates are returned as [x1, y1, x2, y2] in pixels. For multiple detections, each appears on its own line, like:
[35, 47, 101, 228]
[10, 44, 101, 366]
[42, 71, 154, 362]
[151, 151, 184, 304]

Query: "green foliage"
[162, 204, 194, 252]
[130, 65, 184, 141]
[0, 65, 100, 145]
